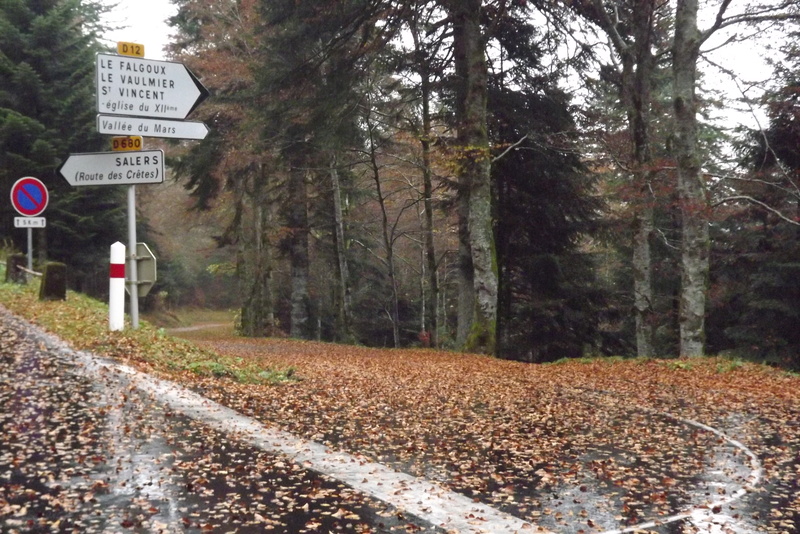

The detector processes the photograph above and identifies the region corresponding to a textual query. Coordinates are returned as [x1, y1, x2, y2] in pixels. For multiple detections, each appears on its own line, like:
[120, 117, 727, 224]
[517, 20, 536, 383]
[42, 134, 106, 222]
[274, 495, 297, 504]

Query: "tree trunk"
[628, 1, 658, 358]
[367, 122, 401, 348]
[673, 0, 708, 356]
[456, 191, 474, 347]
[330, 156, 353, 342]
[409, 16, 441, 348]
[288, 165, 311, 339]
[632, 206, 655, 356]
[585, 0, 660, 357]
[449, 0, 497, 354]
[420, 67, 439, 348]
[239, 168, 275, 337]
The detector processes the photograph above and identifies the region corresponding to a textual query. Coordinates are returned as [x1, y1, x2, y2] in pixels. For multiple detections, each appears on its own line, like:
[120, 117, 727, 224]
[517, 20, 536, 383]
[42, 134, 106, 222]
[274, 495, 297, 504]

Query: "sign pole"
[60, 42, 208, 330]
[26, 228, 33, 278]
[127, 185, 139, 329]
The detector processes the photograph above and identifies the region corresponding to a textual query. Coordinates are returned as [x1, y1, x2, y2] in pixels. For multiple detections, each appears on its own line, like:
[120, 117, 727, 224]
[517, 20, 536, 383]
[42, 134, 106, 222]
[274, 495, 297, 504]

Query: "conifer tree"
[254, 0, 403, 340]
[0, 0, 126, 292]
[709, 28, 800, 369]
[484, 4, 606, 361]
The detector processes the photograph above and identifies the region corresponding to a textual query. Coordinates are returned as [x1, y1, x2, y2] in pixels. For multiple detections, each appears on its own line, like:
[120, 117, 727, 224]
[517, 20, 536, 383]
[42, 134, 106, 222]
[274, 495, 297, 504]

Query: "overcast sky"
[98, 0, 774, 131]
[101, 0, 177, 60]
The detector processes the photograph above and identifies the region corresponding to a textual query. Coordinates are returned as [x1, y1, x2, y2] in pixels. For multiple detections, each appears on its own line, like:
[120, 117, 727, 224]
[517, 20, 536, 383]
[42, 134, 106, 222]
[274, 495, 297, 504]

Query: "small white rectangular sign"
[15, 217, 46, 228]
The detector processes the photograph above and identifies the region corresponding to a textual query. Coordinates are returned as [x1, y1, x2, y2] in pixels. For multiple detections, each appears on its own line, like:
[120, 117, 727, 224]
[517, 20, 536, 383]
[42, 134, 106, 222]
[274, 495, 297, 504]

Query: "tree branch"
[491, 134, 528, 163]
[714, 195, 800, 226]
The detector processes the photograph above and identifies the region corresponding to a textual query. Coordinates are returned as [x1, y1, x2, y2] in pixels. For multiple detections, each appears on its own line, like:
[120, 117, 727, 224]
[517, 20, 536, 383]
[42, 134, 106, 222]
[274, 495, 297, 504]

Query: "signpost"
[126, 242, 157, 298]
[96, 53, 209, 120]
[10, 177, 49, 275]
[57, 150, 164, 186]
[60, 43, 210, 330]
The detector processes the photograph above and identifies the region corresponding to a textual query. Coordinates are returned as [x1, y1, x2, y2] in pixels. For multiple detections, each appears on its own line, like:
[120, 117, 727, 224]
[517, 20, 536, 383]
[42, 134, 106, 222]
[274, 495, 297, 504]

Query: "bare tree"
[672, 0, 799, 356]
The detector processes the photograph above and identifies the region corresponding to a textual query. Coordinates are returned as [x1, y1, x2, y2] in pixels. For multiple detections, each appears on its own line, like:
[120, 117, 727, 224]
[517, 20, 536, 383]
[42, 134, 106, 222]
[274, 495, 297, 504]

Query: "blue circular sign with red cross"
[10, 176, 48, 217]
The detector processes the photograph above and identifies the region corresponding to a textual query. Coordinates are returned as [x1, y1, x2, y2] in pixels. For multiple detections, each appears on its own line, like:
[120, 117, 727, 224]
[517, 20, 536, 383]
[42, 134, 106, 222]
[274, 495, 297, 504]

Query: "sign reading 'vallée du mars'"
[96, 53, 209, 120]
[97, 114, 210, 140]
[58, 150, 164, 187]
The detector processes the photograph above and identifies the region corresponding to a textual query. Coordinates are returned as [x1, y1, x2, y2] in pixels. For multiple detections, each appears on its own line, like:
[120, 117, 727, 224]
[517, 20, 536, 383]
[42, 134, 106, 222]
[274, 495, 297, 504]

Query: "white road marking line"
[598, 413, 762, 534]
[73, 352, 542, 534]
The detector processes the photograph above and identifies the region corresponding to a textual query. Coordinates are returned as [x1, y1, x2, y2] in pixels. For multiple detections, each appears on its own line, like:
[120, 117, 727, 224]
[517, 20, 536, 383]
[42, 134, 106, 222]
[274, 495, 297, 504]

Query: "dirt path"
[166, 322, 230, 333]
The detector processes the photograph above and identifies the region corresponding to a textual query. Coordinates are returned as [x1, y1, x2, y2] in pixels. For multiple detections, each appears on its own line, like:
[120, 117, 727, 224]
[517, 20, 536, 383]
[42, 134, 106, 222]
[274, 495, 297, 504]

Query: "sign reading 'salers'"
[96, 53, 209, 120]
[58, 150, 164, 187]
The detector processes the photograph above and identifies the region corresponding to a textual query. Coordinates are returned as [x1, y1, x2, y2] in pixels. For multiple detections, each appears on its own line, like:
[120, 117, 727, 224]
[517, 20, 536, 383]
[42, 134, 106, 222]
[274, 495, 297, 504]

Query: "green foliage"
[207, 262, 237, 276]
[665, 359, 693, 371]
[708, 35, 800, 371]
[464, 315, 496, 356]
[186, 359, 231, 377]
[185, 359, 296, 384]
[257, 366, 297, 385]
[709, 206, 800, 371]
[716, 358, 746, 374]
[548, 355, 627, 365]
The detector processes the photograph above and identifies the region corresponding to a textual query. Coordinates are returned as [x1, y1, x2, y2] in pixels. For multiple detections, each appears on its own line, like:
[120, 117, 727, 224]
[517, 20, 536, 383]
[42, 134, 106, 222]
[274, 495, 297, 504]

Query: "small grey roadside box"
[135, 242, 157, 297]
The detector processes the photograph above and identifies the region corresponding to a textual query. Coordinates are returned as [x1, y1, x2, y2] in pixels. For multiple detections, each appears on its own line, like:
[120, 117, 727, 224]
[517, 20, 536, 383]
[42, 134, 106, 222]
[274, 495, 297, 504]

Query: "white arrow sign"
[97, 115, 209, 140]
[58, 150, 164, 187]
[96, 53, 209, 120]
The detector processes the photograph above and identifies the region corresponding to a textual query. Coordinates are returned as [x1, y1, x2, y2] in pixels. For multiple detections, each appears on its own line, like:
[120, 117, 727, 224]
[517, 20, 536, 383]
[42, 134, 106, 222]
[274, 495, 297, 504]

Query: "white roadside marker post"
[109, 242, 126, 331]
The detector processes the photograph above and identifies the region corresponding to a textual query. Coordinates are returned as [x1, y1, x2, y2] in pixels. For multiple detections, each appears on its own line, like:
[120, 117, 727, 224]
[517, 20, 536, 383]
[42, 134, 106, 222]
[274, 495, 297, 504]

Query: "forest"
[2, 0, 800, 367]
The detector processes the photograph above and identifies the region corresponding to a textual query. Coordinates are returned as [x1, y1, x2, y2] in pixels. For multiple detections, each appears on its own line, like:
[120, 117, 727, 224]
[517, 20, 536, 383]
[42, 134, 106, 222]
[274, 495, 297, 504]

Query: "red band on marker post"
[109, 263, 125, 278]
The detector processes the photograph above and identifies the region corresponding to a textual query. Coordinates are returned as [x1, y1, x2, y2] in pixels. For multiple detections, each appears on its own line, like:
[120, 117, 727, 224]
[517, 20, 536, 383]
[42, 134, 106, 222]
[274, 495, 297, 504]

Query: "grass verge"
[0, 278, 297, 386]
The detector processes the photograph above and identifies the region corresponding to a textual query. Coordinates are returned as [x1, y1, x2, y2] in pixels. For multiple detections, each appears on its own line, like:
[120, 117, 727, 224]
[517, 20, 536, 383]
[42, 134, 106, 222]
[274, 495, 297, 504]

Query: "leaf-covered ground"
[175, 333, 800, 533]
[0, 282, 798, 532]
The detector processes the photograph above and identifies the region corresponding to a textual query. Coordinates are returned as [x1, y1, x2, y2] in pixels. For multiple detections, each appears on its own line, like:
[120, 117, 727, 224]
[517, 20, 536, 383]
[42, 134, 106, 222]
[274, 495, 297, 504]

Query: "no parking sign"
[10, 177, 48, 217]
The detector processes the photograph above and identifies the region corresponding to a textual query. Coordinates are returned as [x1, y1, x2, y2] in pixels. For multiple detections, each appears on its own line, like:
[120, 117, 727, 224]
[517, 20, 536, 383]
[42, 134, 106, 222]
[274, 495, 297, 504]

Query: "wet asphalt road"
[0, 314, 438, 534]
[1, 310, 794, 534]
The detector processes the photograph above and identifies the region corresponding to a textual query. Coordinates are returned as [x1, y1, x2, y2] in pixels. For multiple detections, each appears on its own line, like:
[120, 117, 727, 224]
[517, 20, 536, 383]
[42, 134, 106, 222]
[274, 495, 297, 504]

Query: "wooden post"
[39, 262, 67, 301]
[5, 254, 27, 284]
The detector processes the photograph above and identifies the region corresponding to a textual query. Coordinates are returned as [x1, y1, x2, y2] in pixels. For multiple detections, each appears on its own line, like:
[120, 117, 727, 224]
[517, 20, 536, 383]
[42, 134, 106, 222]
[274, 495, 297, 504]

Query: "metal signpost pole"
[127, 185, 139, 329]
[26, 228, 33, 280]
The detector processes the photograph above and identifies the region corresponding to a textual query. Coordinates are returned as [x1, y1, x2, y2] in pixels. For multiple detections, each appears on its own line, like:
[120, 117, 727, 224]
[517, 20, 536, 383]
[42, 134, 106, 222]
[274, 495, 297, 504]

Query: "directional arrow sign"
[58, 150, 164, 187]
[97, 114, 209, 140]
[96, 53, 209, 120]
